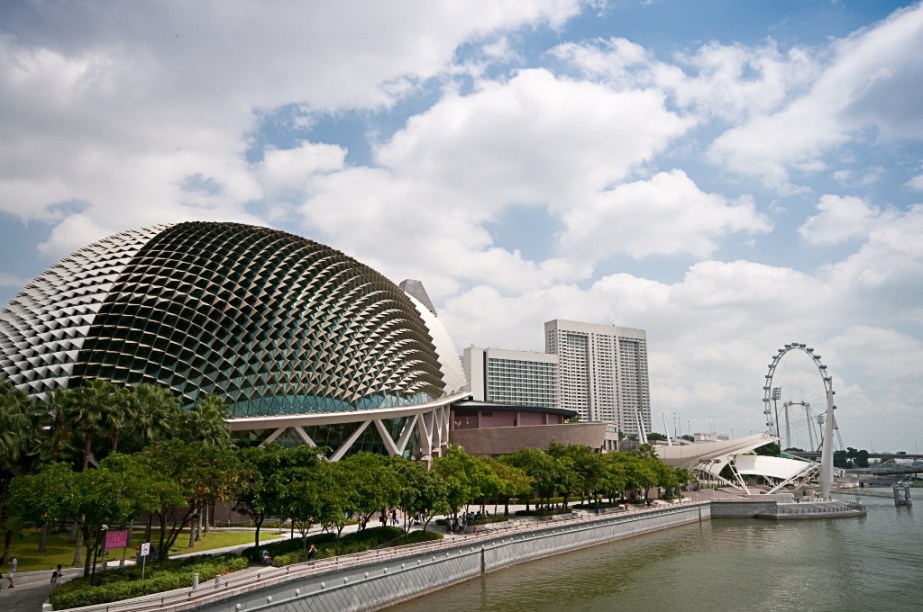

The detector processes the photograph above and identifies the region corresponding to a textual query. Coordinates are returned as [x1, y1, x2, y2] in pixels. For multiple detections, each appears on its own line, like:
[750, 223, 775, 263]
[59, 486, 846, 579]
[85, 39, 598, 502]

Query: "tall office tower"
[462, 347, 559, 408]
[544, 320, 651, 438]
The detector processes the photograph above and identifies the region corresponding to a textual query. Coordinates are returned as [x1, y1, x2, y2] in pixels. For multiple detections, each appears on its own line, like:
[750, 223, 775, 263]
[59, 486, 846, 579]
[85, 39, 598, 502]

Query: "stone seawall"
[706, 492, 798, 518]
[193, 504, 709, 612]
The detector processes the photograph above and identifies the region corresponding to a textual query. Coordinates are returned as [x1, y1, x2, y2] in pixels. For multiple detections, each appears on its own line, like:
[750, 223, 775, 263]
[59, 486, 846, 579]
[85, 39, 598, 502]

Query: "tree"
[392, 458, 449, 534]
[432, 445, 495, 518]
[9, 456, 157, 579]
[488, 457, 532, 516]
[314, 461, 356, 538]
[120, 384, 181, 453]
[185, 439, 243, 545]
[506, 448, 559, 508]
[0, 380, 36, 558]
[181, 394, 233, 449]
[140, 440, 241, 560]
[234, 447, 279, 548]
[79, 454, 163, 580]
[275, 463, 325, 548]
[64, 379, 125, 470]
[610, 452, 644, 501]
[7, 462, 76, 535]
[38, 388, 75, 464]
[547, 443, 604, 505]
[598, 453, 628, 504]
[339, 453, 401, 530]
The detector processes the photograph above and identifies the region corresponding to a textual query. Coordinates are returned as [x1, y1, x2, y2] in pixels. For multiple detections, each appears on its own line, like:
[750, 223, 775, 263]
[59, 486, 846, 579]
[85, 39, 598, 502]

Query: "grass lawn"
[5, 528, 263, 573]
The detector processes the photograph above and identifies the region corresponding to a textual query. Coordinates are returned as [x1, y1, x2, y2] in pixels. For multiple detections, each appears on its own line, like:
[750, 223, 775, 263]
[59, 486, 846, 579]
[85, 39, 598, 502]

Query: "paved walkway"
[0, 529, 294, 612]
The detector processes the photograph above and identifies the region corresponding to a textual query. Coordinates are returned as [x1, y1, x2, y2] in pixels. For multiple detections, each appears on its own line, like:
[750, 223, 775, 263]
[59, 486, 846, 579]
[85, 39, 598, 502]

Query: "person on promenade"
[51, 564, 63, 592]
[6, 556, 16, 588]
[308, 544, 317, 563]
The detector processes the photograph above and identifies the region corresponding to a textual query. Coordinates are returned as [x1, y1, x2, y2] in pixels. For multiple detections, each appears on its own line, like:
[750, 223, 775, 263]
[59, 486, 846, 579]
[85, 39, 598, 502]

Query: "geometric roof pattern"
[0, 222, 462, 417]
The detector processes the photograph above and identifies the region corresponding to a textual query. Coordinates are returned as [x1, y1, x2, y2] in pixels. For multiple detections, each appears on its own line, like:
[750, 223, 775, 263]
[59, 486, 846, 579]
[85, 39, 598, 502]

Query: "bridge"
[788, 451, 923, 460]
[844, 460, 923, 476]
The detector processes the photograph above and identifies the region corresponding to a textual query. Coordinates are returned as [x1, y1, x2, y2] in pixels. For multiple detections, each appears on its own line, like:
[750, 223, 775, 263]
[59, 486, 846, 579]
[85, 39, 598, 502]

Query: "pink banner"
[105, 530, 129, 551]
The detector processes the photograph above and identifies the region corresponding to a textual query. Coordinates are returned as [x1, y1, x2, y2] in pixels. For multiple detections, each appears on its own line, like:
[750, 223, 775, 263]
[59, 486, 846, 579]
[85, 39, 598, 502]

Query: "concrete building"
[544, 319, 651, 439]
[462, 346, 558, 408]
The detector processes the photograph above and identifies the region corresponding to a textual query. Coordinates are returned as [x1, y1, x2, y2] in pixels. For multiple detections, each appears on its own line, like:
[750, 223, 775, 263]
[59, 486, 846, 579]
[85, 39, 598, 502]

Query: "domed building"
[0, 222, 466, 459]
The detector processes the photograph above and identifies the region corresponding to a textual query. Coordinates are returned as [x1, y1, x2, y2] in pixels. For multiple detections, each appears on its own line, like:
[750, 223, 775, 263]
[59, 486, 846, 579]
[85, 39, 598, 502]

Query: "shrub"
[393, 530, 442, 545]
[262, 527, 440, 567]
[515, 508, 572, 517]
[49, 554, 246, 610]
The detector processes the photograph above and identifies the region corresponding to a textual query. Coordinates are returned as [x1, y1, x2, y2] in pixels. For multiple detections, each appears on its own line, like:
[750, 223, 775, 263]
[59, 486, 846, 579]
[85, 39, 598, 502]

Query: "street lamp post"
[91, 524, 108, 586]
[772, 387, 782, 443]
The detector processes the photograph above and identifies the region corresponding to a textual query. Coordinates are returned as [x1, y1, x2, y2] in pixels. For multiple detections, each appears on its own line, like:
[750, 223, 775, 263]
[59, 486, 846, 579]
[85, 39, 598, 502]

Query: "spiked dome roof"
[0, 222, 464, 417]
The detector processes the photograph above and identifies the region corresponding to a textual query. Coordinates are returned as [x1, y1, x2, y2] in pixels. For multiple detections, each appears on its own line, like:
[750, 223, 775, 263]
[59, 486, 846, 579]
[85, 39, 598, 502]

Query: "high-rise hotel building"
[544, 319, 651, 438]
[462, 347, 558, 408]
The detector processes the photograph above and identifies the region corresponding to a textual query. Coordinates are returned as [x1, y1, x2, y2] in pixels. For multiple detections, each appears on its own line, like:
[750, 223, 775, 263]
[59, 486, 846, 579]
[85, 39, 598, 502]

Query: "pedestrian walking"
[6, 556, 16, 588]
[51, 564, 63, 592]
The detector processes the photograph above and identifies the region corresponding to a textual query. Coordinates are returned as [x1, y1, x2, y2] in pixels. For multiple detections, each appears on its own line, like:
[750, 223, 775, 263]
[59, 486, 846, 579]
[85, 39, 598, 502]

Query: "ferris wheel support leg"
[819, 388, 836, 500]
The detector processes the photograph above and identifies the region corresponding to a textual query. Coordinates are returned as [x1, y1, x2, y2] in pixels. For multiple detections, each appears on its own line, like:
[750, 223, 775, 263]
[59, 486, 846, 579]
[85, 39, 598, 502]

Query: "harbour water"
[387, 490, 920, 612]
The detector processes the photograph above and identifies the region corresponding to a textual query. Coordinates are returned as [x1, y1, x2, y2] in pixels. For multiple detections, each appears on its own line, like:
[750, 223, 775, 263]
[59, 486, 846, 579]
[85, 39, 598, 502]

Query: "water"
[387, 491, 922, 612]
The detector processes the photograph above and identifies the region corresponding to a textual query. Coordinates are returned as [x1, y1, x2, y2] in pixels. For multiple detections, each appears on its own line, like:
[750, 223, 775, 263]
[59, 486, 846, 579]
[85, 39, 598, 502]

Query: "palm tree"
[182, 394, 233, 540]
[41, 388, 76, 463]
[0, 380, 37, 559]
[184, 394, 232, 449]
[65, 379, 121, 471]
[103, 385, 131, 453]
[0, 380, 33, 468]
[121, 383, 181, 452]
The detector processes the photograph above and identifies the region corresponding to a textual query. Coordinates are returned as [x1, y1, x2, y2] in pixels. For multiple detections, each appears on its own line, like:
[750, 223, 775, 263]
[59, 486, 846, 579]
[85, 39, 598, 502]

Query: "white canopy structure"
[655, 432, 775, 473]
[654, 431, 819, 494]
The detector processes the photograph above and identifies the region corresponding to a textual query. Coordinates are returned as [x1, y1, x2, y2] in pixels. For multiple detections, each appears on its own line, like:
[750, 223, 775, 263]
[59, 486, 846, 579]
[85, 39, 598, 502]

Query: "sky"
[1, 1, 922, 452]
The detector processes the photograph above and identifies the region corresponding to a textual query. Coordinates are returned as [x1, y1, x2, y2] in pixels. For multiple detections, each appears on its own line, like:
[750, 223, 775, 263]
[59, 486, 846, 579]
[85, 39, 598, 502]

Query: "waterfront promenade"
[16, 500, 708, 612]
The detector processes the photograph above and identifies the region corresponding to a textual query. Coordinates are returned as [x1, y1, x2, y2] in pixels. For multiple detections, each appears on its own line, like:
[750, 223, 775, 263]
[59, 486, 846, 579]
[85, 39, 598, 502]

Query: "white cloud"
[798, 194, 881, 246]
[826, 326, 923, 440]
[0, 1, 589, 254]
[833, 167, 884, 188]
[257, 143, 347, 193]
[819, 205, 923, 327]
[906, 173, 923, 191]
[376, 68, 690, 210]
[551, 36, 818, 122]
[708, 3, 923, 190]
[558, 169, 771, 260]
[0, 272, 31, 289]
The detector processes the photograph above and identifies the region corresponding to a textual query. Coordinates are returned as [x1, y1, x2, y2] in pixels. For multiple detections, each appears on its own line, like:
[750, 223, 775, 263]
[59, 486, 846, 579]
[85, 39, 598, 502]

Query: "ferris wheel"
[762, 343, 842, 452]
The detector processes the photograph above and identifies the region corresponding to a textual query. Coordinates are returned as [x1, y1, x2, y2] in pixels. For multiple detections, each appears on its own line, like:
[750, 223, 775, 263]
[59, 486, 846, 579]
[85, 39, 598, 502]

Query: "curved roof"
[733, 454, 815, 481]
[655, 431, 777, 472]
[0, 222, 463, 417]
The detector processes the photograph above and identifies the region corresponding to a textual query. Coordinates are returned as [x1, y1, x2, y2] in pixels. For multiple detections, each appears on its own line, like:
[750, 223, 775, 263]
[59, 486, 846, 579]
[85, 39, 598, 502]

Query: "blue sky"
[1, 1, 922, 451]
